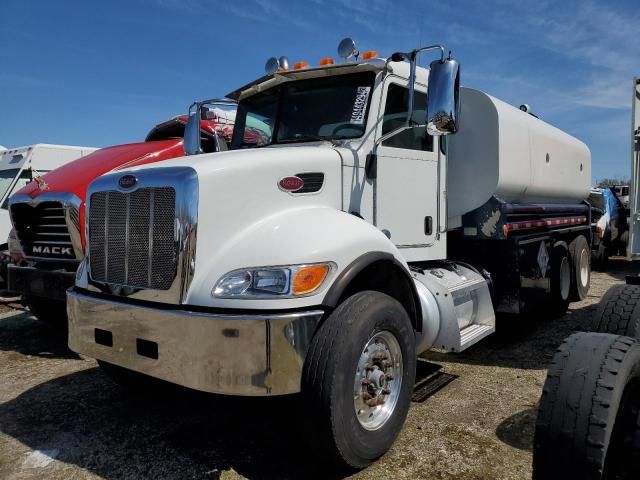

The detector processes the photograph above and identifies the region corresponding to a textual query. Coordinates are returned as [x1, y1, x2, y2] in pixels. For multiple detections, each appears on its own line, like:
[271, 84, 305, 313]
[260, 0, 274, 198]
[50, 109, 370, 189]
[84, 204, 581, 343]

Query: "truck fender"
[322, 251, 422, 330]
[186, 207, 419, 315]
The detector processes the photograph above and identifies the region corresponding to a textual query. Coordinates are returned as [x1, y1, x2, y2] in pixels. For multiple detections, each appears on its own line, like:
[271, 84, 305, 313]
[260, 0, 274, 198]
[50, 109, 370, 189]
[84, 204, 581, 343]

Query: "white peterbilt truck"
[67, 39, 592, 468]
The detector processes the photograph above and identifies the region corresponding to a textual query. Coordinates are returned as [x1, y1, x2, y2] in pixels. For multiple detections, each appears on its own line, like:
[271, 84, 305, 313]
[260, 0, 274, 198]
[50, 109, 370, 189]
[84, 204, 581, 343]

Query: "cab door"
[374, 79, 440, 260]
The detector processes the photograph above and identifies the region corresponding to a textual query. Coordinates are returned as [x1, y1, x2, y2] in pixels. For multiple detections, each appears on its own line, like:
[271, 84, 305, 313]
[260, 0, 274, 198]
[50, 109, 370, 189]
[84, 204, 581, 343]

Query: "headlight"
[213, 262, 334, 298]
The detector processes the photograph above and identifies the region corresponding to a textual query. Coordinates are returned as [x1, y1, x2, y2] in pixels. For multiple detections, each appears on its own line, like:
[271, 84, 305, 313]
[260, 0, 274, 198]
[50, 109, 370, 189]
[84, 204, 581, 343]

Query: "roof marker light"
[319, 57, 335, 66]
[361, 50, 378, 60]
[294, 61, 309, 70]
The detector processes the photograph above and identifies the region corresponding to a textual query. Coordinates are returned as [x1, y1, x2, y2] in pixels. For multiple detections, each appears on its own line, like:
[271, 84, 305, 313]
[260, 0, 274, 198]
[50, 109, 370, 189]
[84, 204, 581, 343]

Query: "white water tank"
[447, 88, 591, 225]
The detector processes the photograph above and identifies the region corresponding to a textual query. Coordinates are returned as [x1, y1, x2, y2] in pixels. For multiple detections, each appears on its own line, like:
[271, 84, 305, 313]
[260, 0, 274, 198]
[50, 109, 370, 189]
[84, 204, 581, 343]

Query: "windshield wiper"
[277, 134, 338, 146]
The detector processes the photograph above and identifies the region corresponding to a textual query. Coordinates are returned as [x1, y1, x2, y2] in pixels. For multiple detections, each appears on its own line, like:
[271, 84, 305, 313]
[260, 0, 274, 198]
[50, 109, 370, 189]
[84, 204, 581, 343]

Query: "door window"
[381, 84, 433, 151]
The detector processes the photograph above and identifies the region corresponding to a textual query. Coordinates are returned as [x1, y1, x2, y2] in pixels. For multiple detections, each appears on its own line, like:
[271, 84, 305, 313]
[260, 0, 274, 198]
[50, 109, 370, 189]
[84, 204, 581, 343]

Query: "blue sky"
[1, 0, 638, 183]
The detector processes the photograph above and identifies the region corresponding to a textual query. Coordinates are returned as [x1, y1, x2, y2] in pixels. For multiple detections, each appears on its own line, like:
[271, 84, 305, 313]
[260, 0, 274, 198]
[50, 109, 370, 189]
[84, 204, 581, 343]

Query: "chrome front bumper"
[67, 289, 324, 395]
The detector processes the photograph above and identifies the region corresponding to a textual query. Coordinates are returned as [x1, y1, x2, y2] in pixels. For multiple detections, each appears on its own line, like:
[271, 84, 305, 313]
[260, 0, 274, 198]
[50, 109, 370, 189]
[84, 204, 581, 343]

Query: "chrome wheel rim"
[353, 330, 403, 431]
[560, 256, 571, 300]
[579, 248, 589, 287]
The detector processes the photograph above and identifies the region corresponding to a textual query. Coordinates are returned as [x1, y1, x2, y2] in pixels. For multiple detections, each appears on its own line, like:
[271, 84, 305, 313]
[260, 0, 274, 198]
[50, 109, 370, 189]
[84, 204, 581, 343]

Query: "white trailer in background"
[0, 144, 98, 248]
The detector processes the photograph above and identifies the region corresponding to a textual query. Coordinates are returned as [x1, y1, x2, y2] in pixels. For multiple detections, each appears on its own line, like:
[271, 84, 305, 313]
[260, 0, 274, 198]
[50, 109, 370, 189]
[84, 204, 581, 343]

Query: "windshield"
[0, 168, 35, 209]
[231, 71, 376, 148]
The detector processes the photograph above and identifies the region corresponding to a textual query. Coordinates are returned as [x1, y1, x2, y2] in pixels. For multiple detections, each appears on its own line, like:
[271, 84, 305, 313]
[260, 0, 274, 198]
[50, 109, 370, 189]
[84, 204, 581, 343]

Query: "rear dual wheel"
[302, 291, 416, 470]
[547, 243, 571, 316]
[569, 235, 590, 301]
[547, 236, 590, 316]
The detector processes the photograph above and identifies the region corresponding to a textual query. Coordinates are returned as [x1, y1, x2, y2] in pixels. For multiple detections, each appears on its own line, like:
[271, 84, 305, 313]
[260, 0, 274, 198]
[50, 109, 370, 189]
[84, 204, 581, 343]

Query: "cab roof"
[227, 57, 429, 101]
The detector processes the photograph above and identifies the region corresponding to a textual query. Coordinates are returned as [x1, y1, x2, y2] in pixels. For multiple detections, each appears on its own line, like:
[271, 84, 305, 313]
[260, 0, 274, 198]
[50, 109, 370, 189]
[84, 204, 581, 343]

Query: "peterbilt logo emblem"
[118, 174, 138, 189]
[278, 176, 304, 192]
[32, 245, 73, 256]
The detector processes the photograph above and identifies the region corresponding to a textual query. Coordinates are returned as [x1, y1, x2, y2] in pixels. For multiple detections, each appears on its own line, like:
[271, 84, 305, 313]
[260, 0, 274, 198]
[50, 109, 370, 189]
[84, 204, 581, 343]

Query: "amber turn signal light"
[292, 264, 330, 295]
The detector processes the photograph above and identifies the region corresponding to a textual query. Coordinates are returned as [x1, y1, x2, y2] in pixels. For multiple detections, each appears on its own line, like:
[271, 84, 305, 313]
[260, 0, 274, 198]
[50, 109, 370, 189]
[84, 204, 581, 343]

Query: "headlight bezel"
[213, 262, 335, 299]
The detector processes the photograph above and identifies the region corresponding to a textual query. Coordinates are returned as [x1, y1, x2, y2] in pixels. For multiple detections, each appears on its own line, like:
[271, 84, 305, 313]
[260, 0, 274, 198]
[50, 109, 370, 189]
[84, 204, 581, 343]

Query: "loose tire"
[591, 284, 640, 339]
[301, 291, 416, 470]
[25, 295, 68, 326]
[533, 332, 640, 479]
[568, 235, 590, 301]
[547, 242, 571, 317]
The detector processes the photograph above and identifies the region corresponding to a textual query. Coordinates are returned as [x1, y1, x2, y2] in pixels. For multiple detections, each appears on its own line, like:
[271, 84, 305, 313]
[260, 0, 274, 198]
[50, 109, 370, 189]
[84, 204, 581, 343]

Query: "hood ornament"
[118, 174, 138, 189]
[33, 171, 48, 191]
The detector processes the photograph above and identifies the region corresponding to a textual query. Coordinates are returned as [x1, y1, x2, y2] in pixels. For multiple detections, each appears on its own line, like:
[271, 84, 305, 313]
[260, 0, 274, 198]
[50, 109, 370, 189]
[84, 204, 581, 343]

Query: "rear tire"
[568, 235, 590, 301]
[533, 332, 640, 479]
[591, 284, 640, 339]
[301, 291, 416, 470]
[98, 360, 172, 395]
[547, 242, 571, 317]
[25, 295, 68, 326]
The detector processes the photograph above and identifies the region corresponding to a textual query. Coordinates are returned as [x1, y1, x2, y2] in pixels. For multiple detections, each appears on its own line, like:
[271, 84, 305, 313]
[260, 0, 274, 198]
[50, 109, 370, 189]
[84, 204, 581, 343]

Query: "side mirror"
[184, 98, 238, 156]
[184, 104, 202, 156]
[426, 57, 460, 135]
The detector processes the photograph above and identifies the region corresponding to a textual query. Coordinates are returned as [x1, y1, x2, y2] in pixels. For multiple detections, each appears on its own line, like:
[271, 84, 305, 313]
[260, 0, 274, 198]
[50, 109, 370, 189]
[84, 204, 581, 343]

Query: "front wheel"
[301, 291, 416, 470]
[25, 295, 68, 326]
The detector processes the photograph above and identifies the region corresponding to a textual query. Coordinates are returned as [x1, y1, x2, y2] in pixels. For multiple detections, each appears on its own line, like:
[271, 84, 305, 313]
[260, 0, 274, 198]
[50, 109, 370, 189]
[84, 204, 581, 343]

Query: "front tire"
[301, 291, 416, 470]
[25, 295, 68, 326]
[98, 360, 172, 395]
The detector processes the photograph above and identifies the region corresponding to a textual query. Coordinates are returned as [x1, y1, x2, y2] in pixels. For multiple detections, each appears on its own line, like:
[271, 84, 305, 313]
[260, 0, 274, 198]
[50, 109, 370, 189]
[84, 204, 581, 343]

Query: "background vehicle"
[0, 144, 97, 249]
[8, 105, 237, 323]
[0, 144, 97, 287]
[613, 184, 630, 209]
[591, 78, 640, 339]
[629, 78, 640, 259]
[589, 186, 628, 266]
[68, 38, 592, 469]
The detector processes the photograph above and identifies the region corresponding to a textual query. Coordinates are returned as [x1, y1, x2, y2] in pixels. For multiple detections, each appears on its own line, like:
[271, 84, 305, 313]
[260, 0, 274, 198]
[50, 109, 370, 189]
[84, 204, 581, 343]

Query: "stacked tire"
[533, 332, 640, 479]
[591, 284, 640, 339]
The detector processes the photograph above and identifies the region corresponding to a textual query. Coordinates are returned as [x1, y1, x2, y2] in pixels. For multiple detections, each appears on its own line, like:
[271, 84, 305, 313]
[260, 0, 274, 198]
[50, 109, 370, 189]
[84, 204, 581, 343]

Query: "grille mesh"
[89, 187, 176, 290]
[10, 201, 76, 260]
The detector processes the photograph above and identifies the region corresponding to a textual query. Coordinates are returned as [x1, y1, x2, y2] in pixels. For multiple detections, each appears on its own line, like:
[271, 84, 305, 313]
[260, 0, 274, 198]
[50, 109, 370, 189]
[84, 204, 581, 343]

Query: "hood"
[16, 139, 185, 201]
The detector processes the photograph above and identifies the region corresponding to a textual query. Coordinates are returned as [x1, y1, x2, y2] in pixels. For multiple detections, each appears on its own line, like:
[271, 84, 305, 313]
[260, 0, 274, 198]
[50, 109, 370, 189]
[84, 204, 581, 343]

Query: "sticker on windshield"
[350, 86, 371, 124]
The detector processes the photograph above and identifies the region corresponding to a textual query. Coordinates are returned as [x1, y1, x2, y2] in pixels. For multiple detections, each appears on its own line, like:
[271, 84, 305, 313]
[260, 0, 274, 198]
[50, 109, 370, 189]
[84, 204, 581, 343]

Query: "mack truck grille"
[88, 187, 177, 290]
[11, 201, 77, 260]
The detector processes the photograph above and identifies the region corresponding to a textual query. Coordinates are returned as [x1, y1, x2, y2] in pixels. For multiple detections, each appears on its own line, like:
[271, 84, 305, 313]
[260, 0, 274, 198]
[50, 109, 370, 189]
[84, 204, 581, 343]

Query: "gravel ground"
[0, 259, 638, 480]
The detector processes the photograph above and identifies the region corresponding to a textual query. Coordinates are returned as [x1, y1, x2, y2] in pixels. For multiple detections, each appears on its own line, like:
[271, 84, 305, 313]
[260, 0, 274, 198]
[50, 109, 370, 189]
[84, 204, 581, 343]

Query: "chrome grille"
[89, 187, 177, 290]
[11, 201, 77, 260]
